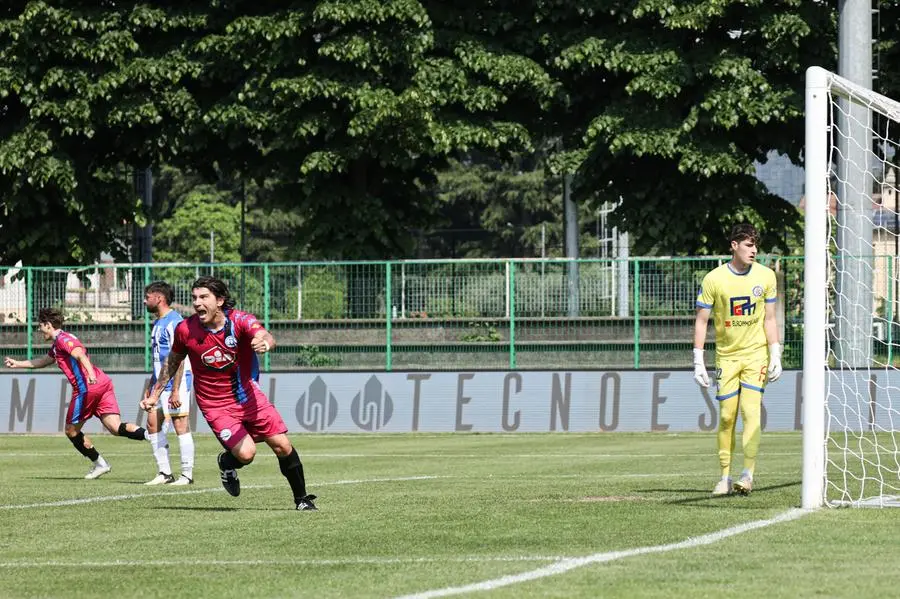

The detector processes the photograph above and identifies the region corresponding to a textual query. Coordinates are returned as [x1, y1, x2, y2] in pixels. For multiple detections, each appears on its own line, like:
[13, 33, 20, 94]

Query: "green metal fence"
[0, 256, 859, 372]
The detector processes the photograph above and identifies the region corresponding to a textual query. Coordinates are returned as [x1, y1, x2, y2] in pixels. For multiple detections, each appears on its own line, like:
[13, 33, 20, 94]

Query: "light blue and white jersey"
[151, 310, 193, 394]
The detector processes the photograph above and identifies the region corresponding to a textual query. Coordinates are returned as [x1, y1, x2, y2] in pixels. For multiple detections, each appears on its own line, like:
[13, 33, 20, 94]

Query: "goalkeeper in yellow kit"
[693, 223, 782, 496]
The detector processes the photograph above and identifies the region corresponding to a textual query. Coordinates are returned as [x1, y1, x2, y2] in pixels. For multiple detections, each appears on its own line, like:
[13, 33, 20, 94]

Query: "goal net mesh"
[825, 76, 900, 507]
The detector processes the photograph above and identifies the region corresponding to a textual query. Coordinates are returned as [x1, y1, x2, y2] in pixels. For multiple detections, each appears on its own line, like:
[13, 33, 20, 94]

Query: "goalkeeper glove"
[692, 348, 710, 388]
[767, 343, 782, 383]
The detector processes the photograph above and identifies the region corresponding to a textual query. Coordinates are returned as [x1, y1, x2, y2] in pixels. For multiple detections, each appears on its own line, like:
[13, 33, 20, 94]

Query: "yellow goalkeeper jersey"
[696, 262, 777, 359]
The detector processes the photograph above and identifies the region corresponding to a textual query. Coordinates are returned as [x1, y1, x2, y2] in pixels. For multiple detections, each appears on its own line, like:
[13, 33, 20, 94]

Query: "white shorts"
[159, 388, 191, 418]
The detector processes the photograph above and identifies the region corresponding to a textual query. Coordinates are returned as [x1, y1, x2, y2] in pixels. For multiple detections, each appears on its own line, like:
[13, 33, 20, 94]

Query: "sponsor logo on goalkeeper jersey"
[729, 296, 756, 316]
[724, 316, 760, 328]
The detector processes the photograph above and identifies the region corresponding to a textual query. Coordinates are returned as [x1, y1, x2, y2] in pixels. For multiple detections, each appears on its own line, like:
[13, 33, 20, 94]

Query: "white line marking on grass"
[0, 555, 568, 568]
[396, 508, 811, 599]
[0, 451, 803, 459]
[0, 475, 442, 510]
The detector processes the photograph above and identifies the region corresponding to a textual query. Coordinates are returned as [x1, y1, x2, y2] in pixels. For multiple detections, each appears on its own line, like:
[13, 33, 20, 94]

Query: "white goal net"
[804, 67, 900, 508]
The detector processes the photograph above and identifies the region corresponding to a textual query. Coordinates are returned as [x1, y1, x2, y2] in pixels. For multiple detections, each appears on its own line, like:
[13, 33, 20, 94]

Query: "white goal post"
[804, 66, 900, 509]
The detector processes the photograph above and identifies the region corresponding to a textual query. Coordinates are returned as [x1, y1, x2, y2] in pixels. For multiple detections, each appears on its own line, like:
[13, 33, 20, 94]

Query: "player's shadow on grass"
[149, 506, 241, 512]
[31, 476, 97, 481]
[641, 480, 800, 507]
[117, 480, 177, 486]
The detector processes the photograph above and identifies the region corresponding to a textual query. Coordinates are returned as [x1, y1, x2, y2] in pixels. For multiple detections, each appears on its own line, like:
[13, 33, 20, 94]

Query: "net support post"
[802, 66, 829, 510]
[263, 264, 271, 372]
[143, 265, 152, 372]
[386, 261, 393, 372]
[25, 267, 33, 361]
[508, 260, 516, 370]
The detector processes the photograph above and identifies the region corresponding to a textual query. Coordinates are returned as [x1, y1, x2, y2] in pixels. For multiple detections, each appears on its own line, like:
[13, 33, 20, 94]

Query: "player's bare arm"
[168, 359, 187, 410]
[4, 355, 54, 369]
[763, 301, 779, 346]
[141, 350, 186, 411]
[764, 301, 783, 382]
[69, 347, 97, 384]
[693, 307, 711, 350]
[250, 329, 276, 354]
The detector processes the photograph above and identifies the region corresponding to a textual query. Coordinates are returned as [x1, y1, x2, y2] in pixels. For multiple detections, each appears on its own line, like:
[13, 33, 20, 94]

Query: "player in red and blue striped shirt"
[141, 276, 317, 511]
[4, 308, 149, 479]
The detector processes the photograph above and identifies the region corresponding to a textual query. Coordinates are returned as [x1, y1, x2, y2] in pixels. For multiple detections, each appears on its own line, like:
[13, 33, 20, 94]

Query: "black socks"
[278, 447, 308, 501]
[68, 431, 100, 461]
[117, 423, 147, 441]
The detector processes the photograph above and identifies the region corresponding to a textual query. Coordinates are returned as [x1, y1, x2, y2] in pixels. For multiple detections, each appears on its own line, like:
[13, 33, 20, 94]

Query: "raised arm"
[249, 328, 276, 354]
[4, 355, 55, 369]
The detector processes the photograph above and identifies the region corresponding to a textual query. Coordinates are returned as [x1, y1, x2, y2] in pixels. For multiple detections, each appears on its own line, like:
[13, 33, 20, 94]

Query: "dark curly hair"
[729, 223, 759, 246]
[191, 276, 236, 310]
[38, 307, 64, 329]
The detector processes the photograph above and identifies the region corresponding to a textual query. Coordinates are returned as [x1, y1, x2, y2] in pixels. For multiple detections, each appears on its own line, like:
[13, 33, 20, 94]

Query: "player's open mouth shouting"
[192, 288, 221, 327]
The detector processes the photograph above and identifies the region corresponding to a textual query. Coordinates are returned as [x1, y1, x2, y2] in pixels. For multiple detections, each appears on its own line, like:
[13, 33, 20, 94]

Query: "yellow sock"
[741, 394, 762, 478]
[717, 396, 740, 479]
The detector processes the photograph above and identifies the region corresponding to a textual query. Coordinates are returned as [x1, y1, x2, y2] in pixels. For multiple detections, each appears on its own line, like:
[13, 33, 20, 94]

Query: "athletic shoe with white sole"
[85, 463, 112, 480]
[733, 475, 753, 496]
[217, 452, 240, 497]
[295, 494, 319, 511]
[170, 475, 193, 486]
[145, 472, 175, 486]
[712, 477, 733, 496]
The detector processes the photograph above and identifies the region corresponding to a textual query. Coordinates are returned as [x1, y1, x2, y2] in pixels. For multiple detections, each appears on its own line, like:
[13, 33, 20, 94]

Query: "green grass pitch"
[0, 432, 897, 598]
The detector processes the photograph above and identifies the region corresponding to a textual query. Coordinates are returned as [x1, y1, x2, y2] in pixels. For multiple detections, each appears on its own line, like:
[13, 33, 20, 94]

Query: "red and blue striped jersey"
[171, 309, 267, 410]
[48, 331, 110, 394]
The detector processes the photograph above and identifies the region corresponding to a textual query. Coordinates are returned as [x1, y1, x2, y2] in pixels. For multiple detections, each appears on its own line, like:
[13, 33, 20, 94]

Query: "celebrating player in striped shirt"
[4, 308, 149, 479]
[141, 276, 317, 511]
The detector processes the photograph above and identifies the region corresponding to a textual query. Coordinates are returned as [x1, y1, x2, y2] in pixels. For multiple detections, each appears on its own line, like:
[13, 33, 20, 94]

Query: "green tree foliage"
[0, 1, 554, 265]
[875, 0, 900, 170]
[153, 185, 240, 263]
[427, 154, 608, 258]
[542, 0, 833, 254]
[178, 0, 555, 259]
[876, 1, 900, 100]
[0, 0, 840, 264]
[153, 165, 307, 263]
[0, 2, 204, 265]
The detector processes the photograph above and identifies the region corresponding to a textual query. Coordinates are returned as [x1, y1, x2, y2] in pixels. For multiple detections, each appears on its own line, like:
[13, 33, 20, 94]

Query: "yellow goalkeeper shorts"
[714, 356, 768, 402]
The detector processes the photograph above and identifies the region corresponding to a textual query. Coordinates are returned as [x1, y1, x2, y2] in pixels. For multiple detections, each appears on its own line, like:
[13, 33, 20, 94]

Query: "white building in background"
[0, 257, 131, 324]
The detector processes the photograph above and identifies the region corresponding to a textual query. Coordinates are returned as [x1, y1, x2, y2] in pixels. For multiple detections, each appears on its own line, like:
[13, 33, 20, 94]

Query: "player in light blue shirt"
[143, 281, 195, 485]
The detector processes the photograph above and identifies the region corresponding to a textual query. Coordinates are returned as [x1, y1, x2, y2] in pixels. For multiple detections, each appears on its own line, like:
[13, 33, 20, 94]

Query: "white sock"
[178, 432, 195, 480]
[741, 469, 753, 480]
[95, 456, 109, 468]
[149, 432, 171, 475]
